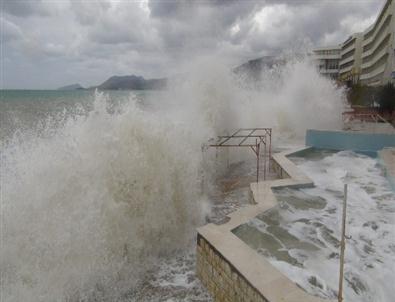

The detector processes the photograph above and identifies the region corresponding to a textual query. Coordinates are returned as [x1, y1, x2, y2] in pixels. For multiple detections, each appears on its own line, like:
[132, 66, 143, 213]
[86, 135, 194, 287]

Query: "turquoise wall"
[306, 129, 395, 152]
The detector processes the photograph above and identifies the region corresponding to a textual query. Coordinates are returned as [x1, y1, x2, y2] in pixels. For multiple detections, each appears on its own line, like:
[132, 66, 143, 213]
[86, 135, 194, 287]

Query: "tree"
[378, 83, 395, 114]
[347, 84, 376, 106]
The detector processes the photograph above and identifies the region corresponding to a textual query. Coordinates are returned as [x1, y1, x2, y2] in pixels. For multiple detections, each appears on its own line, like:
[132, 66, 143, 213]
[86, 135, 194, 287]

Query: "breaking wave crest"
[2, 92, 213, 301]
[1, 56, 345, 301]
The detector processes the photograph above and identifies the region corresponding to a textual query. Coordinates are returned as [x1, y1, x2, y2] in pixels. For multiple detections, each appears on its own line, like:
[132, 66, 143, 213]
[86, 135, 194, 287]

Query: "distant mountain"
[57, 83, 84, 90]
[234, 56, 285, 81]
[59, 57, 284, 91]
[96, 75, 167, 90]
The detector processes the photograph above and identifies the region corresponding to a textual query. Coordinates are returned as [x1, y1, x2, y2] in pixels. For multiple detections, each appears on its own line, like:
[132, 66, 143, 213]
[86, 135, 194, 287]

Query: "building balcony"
[340, 55, 355, 66]
[340, 65, 353, 73]
[360, 65, 386, 80]
[362, 31, 391, 58]
[361, 76, 383, 86]
[363, 24, 375, 41]
[314, 54, 341, 60]
[341, 42, 356, 55]
[362, 13, 392, 47]
[361, 48, 390, 69]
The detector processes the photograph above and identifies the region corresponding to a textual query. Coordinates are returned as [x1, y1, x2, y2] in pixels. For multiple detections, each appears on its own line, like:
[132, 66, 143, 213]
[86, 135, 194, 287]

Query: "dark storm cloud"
[2, 0, 50, 17]
[148, 0, 184, 19]
[1, 0, 384, 89]
[148, 0, 259, 55]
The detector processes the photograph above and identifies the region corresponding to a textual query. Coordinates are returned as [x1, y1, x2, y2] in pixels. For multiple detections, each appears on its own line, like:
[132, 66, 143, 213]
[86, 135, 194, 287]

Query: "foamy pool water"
[233, 150, 395, 302]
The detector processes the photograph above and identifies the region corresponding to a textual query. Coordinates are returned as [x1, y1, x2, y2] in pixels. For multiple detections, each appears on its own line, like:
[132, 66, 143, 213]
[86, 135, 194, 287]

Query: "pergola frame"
[210, 128, 272, 182]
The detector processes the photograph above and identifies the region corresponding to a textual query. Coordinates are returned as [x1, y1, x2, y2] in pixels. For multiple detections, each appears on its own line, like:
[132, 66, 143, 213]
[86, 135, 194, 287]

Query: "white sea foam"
[1, 92, 211, 301]
[1, 56, 345, 301]
[245, 151, 395, 302]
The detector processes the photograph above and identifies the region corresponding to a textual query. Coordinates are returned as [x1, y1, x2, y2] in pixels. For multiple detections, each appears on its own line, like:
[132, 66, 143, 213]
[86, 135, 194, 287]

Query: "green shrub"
[347, 84, 377, 107]
[377, 83, 395, 114]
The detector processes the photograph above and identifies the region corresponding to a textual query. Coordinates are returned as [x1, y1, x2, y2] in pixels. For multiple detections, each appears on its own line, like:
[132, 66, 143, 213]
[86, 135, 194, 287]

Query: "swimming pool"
[233, 150, 395, 302]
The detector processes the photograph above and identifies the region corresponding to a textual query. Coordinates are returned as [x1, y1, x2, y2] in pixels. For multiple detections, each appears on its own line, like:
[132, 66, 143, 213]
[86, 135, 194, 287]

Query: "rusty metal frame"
[210, 128, 272, 182]
[342, 112, 388, 123]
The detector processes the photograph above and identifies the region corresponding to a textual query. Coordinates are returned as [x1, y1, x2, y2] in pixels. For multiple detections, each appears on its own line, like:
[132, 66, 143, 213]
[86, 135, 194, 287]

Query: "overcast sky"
[1, 0, 384, 89]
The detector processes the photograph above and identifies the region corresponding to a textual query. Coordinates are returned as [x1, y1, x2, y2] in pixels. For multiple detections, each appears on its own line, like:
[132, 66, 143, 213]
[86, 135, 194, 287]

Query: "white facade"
[359, 0, 395, 86]
[314, 0, 395, 86]
[313, 46, 341, 79]
[338, 33, 364, 84]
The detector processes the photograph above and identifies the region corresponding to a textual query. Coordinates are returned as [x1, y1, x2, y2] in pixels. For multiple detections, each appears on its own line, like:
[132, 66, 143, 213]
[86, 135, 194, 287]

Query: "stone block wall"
[196, 234, 268, 302]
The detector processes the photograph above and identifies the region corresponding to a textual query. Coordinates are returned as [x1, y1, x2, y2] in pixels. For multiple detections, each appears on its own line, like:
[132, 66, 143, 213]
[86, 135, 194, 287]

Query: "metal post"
[269, 130, 272, 171]
[256, 139, 260, 183]
[201, 144, 205, 195]
[226, 147, 229, 168]
[338, 184, 348, 302]
[263, 138, 267, 180]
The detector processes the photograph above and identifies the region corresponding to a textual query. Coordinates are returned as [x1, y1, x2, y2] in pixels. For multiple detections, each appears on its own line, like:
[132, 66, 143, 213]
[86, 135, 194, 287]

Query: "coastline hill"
[96, 75, 167, 90]
[57, 83, 84, 90]
[233, 56, 284, 81]
[56, 56, 283, 91]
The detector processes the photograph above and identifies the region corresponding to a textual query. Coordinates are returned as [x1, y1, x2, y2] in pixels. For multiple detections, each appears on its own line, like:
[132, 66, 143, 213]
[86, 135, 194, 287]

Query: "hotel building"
[314, 0, 395, 86]
[359, 0, 395, 85]
[313, 46, 341, 79]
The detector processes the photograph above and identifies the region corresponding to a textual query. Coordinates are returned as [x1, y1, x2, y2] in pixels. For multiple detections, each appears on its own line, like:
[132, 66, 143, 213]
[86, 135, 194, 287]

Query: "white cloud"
[69, 0, 111, 25]
[340, 14, 377, 34]
[1, 17, 24, 42]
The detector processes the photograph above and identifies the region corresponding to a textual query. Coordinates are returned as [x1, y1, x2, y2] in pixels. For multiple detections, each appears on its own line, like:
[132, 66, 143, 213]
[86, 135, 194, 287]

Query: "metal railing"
[342, 111, 388, 123]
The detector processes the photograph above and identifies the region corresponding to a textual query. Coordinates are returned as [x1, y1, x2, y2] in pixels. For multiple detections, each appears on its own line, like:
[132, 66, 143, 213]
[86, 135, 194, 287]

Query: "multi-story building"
[312, 46, 341, 79]
[314, 0, 395, 86]
[360, 0, 395, 86]
[338, 33, 364, 84]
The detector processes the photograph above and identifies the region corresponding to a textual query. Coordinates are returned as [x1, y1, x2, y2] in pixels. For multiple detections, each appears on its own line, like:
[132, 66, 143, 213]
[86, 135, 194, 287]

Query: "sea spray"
[235, 56, 345, 139]
[164, 56, 345, 144]
[1, 92, 212, 301]
[1, 56, 346, 301]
